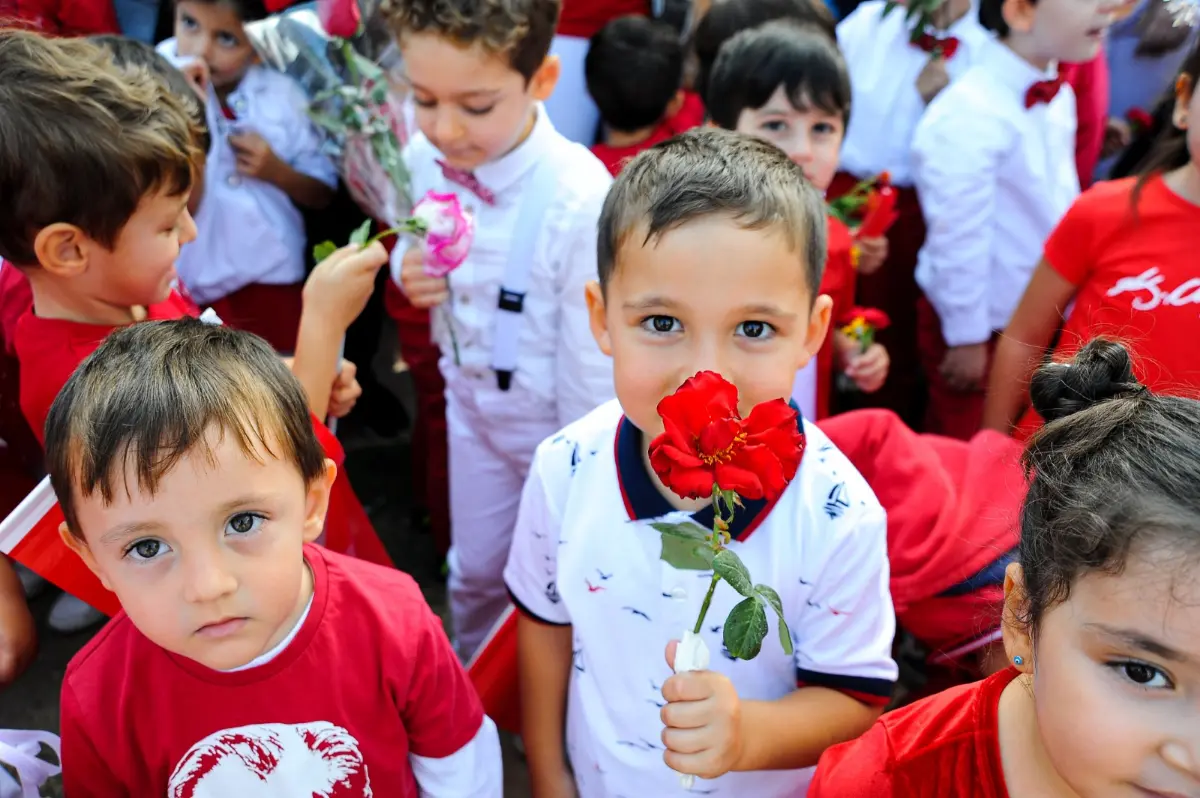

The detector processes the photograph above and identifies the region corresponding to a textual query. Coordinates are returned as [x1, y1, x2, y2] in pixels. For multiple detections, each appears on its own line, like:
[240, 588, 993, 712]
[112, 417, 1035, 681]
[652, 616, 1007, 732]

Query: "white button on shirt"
[390, 107, 616, 428]
[912, 39, 1080, 347]
[504, 401, 897, 798]
[156, 43, 339, 305]
[837, 1, 991, 186]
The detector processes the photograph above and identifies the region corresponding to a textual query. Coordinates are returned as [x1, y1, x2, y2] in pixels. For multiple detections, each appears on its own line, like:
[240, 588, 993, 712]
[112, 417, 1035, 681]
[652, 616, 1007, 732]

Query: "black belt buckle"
[496, 369, 513, 391]
[498, 288, 525, 313]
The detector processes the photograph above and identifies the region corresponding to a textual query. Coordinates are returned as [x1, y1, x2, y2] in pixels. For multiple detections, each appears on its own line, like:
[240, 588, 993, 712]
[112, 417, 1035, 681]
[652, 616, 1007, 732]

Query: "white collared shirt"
[837, 0, 992, 186]
[390, 107, 616, 428]
[504, 401, 897, 798]
[912, 39, 1079, 347]
[157, 43, 339, 304]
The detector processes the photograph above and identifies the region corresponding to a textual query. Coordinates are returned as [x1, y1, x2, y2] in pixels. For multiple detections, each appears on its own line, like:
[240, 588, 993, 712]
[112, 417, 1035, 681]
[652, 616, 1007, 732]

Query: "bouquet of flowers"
[828, 171, 897, 232]
[646, 371, 805, 787]
[880, 0, 946, 43]
[837, 306, 891, 354]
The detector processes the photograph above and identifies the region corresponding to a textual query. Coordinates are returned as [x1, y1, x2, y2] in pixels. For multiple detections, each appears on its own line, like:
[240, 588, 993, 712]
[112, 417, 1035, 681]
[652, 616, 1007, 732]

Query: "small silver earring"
[1013, 655, 1024, 666]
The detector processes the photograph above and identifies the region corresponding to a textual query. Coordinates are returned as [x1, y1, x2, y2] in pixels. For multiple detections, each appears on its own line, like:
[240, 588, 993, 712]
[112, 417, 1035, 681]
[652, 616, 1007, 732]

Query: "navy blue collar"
[614, 409, 804, 542]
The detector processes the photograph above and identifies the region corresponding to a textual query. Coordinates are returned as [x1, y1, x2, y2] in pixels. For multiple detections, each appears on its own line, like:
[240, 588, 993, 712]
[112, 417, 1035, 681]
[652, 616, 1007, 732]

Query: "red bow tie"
[437, 160, 496, 205]
[914, 32, 959, 59]
[1024, 77, 1064, 108]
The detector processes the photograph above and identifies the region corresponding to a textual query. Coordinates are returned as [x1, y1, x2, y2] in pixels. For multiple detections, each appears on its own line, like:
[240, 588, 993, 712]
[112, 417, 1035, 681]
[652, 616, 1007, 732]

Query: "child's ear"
[301, 459, 338, 543]
[33, 224, 91, 278]
[665, 90, 686, 120]
[1001, 561, 1034, 673]
[58, 522, 114, 592]
[800, 293, 833, 367]
[1000, 0, 1037, 34]
[1174, 74, 1192, 130]
[530, 55, 561, 103]
[585, 280, 612, 356]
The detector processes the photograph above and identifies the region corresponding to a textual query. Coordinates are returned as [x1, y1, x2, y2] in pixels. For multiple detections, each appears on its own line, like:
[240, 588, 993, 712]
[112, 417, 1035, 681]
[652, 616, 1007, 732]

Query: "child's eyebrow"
[739, 303, 797, 319]
[101, 520, 164, 546]
[406, 81, 501, 100]
[622, 296, 681, 311]
[1085, 623, 1191, 663]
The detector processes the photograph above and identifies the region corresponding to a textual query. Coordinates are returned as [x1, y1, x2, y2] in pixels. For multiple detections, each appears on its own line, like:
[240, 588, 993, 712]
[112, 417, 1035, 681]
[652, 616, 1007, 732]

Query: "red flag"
[466, 606, 521, 734]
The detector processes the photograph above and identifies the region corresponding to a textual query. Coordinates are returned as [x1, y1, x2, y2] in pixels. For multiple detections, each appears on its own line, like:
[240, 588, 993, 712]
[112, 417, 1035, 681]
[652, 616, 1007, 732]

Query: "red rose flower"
[836, 306, 892, 330]
[1126, 107, 1153, 136]
[648, 372, 806, 502]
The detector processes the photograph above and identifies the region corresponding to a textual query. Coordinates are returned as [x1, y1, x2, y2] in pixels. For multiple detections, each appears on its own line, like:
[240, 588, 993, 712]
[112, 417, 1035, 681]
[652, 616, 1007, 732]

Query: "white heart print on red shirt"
[168, 721, 372, 797]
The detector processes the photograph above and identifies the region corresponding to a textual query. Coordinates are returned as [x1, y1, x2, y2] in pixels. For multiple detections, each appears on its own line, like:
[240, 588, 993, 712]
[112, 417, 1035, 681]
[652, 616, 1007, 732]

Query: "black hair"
[597, 127, 828, 297]
[586, 16, 684, 133]
[691, 0, 836, 100]
[978, 0, 1036, 37]
[1130, 41, 1200, 203]
[706, 19, 850, 129]
[177, 0, 269, 24]
[89, 34, 212, 153]
[46, 319, 327, 538]
[1017, 338, 1200, 634]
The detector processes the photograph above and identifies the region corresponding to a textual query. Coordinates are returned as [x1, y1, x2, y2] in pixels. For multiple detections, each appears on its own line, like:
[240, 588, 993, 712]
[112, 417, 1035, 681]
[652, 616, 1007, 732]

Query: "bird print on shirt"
[545, 581, 561, 604]
[622, 606, 652, 621]
[586, 578, 606, 593]
[824, 482, 850, 519]
[573, 647, 586, 673]
[570, 443, 581, 475]
[597, 569, 612, 581]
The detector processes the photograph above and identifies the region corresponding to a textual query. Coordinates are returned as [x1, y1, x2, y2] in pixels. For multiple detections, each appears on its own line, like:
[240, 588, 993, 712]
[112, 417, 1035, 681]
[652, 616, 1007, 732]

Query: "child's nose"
[434, 108, 462, 145]
[180, 551, 238, 604]
[179, 208, 198, 246]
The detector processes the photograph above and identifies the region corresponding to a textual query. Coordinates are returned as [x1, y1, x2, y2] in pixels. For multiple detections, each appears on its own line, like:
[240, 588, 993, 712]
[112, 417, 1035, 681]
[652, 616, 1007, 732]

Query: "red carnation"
[836, 306, 892, 330]
[648, 371, 805, 502]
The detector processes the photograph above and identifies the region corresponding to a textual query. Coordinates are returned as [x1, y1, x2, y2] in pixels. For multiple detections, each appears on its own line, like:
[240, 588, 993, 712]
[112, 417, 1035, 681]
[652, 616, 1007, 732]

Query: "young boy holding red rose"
[504, 128, 896, 798]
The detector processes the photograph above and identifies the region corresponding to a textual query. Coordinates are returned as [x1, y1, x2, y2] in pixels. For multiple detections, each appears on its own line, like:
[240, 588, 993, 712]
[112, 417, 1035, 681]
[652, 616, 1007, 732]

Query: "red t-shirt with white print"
[1014, 175, 1200, 439]
[61, 543, 485, 797]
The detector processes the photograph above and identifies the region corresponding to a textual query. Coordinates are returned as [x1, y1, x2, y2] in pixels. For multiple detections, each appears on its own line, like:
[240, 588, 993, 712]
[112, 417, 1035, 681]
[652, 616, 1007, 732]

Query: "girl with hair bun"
[811, 337, 1200, 797]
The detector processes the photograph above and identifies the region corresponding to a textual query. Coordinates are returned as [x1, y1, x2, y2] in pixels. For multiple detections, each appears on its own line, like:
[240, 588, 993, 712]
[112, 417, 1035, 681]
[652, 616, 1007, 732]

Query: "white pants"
[445, 372, 561, 659]
[544, 34, 601, 145]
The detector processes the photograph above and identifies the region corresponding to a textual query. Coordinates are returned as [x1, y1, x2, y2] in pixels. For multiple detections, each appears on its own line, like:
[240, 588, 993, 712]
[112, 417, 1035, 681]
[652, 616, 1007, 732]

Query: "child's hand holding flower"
[398, 192, 475, 309]
[648, 371, 805, 786]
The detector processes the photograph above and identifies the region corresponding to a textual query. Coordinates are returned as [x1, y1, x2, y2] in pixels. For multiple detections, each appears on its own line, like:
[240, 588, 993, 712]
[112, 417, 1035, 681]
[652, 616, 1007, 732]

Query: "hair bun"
[1030, 339, 1145, 423]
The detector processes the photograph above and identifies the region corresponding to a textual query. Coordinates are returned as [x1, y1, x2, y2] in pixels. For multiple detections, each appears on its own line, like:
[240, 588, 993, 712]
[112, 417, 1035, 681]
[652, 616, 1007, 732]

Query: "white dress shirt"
[391, 106, 615, 428]
[157, 42, 339, 304]
[505, 401, 897, 798]
[837, 0, 992, 186]
[912, 39, 1080, 347]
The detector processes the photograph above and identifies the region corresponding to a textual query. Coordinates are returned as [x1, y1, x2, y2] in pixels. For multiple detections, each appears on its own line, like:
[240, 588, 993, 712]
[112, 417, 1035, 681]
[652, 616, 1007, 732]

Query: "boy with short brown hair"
[386, 0, 615, 659]
[50, 319, 502, 796]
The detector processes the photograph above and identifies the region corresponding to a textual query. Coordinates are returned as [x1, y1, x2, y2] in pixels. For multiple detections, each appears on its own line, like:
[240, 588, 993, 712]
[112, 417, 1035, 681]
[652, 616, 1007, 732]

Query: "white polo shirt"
[156, 43, 339, 304]
[912, 38, 1080, 347]
[504, 401, 897, 798]
[837, 0, 992, 186]
[390, 107, 615, 429]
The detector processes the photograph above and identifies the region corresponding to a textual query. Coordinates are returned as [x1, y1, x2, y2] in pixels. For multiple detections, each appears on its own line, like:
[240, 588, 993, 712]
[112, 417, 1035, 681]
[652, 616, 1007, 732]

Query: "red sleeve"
[399, 592, 486, 759]
[54, 0, 120, 34]
[810, 722, 897, 797]
[1042, 189, 1106, 286]
[61, 680, 128, 797]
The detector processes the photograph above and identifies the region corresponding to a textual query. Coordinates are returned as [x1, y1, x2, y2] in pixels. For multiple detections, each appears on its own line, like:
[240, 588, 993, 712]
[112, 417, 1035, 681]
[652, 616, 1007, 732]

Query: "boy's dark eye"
[742, 321, 766, 338]
[414, 96, 436, 108]
[651, 315, 676, 333]
[229, 513, 255, 534]
[217, 32, 240, 47]
[133, 540, 161, 559]
[464, 105, 495, 116]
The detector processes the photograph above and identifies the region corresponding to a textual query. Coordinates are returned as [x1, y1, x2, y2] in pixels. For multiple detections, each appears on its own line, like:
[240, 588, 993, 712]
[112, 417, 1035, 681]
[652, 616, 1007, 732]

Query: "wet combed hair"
[175, 0, 269, 23]
[692, 0, 836, 100]
[706, 20, 851, 129]
[978, 0, 1031, 37]
[385, 0, 560, 82]
[89, 34, 212, 154]
[586, 16, 683, 133]
[597, 126, 827, 295]
[0, 30, 197, 267]
[1017, 338, 1200, 635]
[45, 319, 327, 538]
[1131, 41, 1200, 204]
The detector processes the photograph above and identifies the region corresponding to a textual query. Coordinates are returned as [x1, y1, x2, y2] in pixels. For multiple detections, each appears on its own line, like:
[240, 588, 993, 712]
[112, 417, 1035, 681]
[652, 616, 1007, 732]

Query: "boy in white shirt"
[505, 128, 897, 798]
[159, 0, 338, 353]
[834, 0, 990, 424]
[390, 0, 615, 659]
[911, 0, 1116, 438]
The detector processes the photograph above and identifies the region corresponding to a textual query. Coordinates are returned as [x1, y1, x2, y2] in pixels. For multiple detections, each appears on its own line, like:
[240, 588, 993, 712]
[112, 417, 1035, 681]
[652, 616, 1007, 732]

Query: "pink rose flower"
[412, 191, 474, 278]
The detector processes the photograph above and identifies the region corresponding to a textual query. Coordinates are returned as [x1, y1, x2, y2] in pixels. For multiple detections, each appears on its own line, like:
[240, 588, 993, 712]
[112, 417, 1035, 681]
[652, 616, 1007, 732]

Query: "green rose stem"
[692, 489, 732, 635]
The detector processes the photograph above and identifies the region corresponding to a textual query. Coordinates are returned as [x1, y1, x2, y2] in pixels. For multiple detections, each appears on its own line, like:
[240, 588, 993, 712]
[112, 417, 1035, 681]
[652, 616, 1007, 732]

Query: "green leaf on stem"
[349, 218, 373, 248]
[712, 549, 754, 597]
[650, 521, 708, 542]
[723, 596, 768, 660]
[313, 241, 337, 262]
[660, 535, 715, 571]
[754, 584, 794, 656]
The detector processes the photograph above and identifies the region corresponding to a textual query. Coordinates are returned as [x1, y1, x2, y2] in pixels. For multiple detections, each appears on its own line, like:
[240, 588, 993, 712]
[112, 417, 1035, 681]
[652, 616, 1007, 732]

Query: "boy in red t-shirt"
[47, 319, 501, 795]
[0, 30, 390, 627]
[585, 15, 704, 176]
[706, 21, 890, 419]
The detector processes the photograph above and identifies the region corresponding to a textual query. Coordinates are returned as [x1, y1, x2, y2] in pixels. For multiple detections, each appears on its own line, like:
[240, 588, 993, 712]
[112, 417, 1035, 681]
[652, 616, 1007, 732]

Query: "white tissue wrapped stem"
[672, 629, 710, 789]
